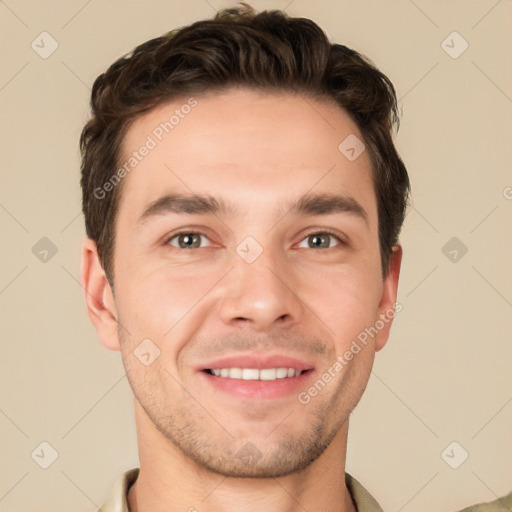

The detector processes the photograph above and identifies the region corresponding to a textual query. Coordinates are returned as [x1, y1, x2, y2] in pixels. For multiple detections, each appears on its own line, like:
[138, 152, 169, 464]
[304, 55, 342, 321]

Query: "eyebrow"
[288, 193, 368, 225]
[137, 192, 368, 226]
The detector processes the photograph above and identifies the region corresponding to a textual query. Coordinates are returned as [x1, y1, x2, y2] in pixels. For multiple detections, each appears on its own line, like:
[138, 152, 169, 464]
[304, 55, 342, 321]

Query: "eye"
[164, 230, 345, 251]
[297, 231, 344, 250]
[166, 231, 212, 249]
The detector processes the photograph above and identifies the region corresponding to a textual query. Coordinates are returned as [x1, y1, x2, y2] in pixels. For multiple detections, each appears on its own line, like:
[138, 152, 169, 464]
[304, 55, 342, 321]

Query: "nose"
[218, 250, 304, 331]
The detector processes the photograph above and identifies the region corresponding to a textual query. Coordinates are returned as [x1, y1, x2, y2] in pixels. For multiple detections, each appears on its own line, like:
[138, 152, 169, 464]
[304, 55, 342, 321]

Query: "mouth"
[197, 354, 315, 400]
[203, 367, 308, 380]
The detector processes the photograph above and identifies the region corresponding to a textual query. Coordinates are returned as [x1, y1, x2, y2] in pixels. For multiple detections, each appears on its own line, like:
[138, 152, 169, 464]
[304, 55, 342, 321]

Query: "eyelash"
[164, 229, 346, 250]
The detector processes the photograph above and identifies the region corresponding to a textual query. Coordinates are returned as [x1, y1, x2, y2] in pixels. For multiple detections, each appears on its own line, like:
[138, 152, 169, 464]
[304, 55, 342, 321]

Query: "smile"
[205, 367, 303, 380]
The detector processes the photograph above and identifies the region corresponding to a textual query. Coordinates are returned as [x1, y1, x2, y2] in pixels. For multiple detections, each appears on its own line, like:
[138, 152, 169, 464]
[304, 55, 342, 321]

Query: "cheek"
[306, 266, 382, 345]
[115, 260, 225, 336]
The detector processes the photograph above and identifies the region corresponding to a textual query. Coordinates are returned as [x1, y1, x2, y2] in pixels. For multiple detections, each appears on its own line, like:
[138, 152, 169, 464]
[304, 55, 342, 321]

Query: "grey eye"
[298, 233, 341, 249]
[168, 233, 208, 249]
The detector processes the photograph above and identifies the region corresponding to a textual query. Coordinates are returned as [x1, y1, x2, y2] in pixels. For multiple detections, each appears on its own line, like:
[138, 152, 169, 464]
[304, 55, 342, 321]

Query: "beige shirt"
[98, 468, 512, 512]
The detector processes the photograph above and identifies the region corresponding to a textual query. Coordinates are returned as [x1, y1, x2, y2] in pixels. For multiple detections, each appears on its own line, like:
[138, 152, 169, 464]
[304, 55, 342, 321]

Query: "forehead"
[116, 87, 376, 226]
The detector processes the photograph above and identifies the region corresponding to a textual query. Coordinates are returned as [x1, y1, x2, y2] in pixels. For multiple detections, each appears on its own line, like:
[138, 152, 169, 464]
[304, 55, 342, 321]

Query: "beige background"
[1, 0, 511, 510]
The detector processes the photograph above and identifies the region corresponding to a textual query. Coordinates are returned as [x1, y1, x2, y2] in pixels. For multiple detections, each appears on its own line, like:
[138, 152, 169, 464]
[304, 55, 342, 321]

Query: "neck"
[128, 400, 356, 512]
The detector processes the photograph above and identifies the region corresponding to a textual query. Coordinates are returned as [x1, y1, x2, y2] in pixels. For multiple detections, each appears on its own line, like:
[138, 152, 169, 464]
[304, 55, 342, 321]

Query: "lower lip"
[198, 370, 315, 400]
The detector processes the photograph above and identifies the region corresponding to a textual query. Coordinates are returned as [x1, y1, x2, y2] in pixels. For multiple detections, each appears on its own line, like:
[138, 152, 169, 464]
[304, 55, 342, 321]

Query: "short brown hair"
[80, 3, 410, 287]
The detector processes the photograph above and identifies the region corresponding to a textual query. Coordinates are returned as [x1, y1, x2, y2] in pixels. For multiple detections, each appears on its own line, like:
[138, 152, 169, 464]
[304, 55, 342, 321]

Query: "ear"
[80, 238, 120, 351]
[374, 245, 403, 352]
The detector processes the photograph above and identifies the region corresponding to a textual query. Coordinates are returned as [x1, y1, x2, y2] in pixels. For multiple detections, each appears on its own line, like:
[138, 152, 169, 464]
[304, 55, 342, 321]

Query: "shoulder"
[97, 468, 140, 512]
[454, 491, 512, 512]
[345, 472, 385, 512]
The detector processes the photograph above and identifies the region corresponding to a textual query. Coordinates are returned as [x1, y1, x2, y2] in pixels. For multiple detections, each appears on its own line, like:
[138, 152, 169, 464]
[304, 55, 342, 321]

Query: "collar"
[99, 467, 385, 512]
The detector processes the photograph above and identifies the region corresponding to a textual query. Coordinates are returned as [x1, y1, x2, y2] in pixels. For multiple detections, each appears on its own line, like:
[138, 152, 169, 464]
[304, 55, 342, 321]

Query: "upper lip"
[197, 353, 315, 372]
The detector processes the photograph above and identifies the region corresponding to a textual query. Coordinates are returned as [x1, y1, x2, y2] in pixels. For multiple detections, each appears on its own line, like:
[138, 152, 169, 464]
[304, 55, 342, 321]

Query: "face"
[82, 87, 401, 478]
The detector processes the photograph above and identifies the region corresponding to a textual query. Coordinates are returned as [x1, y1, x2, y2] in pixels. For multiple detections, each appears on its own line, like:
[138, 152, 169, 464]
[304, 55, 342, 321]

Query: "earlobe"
[374, 245, 403, 352]
[80, 238, 121, 351]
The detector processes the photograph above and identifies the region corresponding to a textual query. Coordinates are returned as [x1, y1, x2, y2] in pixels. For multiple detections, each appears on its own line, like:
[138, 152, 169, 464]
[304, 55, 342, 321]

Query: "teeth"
[229, 368, 242, 378]
[209, 367, 303, 380]
[242, 368, 259, 380]
[260, 368, 277, 380]
[276, 368, 288, 378]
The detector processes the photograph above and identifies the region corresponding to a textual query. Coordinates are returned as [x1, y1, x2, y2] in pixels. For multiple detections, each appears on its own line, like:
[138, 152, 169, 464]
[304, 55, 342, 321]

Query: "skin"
[81, 87, 402, 512]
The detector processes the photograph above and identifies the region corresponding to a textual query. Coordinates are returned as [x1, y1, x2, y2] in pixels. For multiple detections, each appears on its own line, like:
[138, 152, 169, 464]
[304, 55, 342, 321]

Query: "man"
[79, 3, 511, 511]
